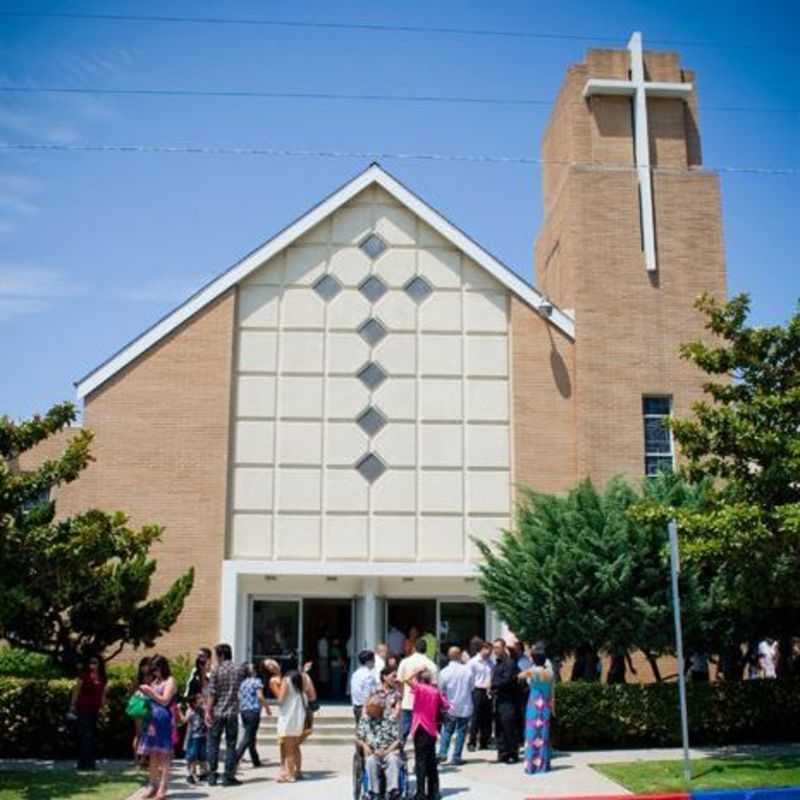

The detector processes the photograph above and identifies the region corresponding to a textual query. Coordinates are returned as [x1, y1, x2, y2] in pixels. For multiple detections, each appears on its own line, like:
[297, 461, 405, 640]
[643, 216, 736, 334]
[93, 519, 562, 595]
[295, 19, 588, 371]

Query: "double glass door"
[250, 598, 301, 672]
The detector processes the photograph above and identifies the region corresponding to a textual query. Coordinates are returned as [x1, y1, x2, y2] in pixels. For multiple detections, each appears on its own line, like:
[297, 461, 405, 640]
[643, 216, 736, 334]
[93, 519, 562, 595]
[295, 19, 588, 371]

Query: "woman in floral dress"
[519, 643, 555, 774]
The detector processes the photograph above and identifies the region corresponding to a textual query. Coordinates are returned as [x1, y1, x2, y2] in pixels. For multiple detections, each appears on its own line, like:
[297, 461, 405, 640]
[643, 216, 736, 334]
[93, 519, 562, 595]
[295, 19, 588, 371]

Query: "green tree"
[475, 476, 707, 681]
[0, 402, 194, 673]
[634, 293, 800, 671]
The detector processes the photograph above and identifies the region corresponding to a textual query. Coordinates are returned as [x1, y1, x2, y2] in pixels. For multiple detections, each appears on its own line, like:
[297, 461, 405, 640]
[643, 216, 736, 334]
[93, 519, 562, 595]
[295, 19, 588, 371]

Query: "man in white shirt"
[758, 639, 778, 679]
[373, 642, 388, 681]
[350, 649, 379, 723]
[396, 638, 438, 741]
[467, 641, 493, 751]
[437, 646, 475, 765]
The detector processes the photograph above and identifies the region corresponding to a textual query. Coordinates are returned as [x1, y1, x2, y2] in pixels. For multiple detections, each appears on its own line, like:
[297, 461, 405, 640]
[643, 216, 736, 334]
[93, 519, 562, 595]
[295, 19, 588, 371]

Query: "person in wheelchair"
[355, 694, 403, 800]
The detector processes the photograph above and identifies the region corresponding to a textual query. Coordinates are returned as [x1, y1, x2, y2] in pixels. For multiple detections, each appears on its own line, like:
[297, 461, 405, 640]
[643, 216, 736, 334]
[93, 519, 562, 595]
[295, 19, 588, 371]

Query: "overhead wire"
[1, 141, 796, 176]
[0, 85, 796, 115]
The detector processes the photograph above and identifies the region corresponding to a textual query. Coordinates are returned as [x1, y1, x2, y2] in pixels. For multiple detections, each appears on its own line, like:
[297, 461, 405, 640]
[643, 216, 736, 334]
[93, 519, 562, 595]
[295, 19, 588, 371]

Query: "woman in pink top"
[409, 669, 450, 800]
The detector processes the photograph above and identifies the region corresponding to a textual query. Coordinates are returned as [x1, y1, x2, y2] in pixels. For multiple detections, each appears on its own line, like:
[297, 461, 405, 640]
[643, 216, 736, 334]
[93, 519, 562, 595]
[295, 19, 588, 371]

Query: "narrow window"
[643, 396, 674, 476]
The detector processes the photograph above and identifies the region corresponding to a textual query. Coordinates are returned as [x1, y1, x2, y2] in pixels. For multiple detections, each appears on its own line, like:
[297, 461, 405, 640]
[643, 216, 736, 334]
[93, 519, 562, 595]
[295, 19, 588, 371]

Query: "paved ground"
[5, 743, 798, 799]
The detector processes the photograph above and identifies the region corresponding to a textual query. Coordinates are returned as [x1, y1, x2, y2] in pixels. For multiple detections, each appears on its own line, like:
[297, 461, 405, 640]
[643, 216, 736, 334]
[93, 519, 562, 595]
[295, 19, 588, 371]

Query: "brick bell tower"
[534, 33, 727, 486]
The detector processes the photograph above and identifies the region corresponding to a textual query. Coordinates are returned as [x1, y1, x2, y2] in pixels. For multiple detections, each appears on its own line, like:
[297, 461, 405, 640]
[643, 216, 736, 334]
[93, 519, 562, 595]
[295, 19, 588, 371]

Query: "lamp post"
[668, 519, 692, 783]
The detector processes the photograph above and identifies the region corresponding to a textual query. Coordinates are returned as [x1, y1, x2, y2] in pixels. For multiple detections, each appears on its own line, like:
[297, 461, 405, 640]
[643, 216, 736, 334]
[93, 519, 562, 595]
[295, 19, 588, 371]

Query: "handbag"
[126, 691, 150, 720]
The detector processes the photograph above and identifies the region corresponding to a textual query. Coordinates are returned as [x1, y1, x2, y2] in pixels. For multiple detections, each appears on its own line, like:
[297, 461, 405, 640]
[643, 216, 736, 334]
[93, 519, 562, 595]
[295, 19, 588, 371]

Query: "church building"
[29, 34, 726, 672]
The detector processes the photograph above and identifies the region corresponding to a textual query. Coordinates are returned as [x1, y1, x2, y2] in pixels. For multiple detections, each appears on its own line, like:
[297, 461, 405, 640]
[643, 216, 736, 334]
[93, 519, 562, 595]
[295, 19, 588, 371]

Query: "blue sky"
[1, 0, 798, 419]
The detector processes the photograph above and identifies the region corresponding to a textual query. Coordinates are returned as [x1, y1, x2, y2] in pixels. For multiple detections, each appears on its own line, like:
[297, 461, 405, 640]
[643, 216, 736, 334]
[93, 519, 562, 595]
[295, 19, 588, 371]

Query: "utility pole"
[669, 519, 691, 783]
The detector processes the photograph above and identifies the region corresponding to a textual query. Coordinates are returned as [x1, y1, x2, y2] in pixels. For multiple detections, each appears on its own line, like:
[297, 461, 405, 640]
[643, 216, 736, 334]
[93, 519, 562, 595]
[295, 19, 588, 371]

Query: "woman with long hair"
[137, 654, 177, 799]
[130, 657, 151, 764]
[264, 660, 317, 783]
[519, 642, 555, 775]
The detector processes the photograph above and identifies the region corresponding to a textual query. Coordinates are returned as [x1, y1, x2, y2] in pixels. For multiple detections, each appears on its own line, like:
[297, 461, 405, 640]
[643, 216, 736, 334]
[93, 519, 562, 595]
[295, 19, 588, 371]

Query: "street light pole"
[668, 519, 692, 784]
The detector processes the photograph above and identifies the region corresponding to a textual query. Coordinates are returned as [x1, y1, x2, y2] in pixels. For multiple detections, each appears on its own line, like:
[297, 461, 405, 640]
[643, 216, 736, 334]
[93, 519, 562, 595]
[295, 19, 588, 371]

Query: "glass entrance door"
[250, 598, 301, 672]
[438, 601, 486, 656]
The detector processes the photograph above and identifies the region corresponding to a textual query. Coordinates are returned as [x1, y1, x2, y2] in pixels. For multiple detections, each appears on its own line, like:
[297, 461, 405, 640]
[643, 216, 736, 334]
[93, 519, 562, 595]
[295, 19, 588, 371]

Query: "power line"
[1, 141, 797, 176]
[0, 85, 796, 115]
[0, 10, 747, 49]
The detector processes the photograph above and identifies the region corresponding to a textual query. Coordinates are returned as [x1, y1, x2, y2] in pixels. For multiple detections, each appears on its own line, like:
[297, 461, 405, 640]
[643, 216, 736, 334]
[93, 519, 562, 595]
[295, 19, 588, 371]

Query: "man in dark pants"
[490, 639, 519, 764]
[467, 641, 493, 751]
[206, 643, 247, 787]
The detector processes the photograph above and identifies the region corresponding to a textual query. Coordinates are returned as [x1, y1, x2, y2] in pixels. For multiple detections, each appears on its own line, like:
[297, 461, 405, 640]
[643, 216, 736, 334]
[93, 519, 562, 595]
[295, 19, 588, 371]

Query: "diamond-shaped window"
[358, 318, 387, 346]
[359, 234, 387, 260]
[313, 274, 342, 301]
[405, 275, 433, 303]
[355, 452, 387, 483]
[359, 275, 388, 303]
[358, 362, 387, 390]
[357, 406, 387, 437]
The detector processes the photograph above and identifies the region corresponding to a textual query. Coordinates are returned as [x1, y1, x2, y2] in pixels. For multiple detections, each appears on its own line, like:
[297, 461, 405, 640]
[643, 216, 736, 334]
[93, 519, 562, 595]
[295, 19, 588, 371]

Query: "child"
[182, 694, 208, 785]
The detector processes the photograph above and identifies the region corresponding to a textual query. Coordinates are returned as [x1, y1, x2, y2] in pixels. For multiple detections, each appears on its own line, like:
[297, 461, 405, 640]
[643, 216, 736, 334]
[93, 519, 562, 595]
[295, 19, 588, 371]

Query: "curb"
[531, 790, 800, 800]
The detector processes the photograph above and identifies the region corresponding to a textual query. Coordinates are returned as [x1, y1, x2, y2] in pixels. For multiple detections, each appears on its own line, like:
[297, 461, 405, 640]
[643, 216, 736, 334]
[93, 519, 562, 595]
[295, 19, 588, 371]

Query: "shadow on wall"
[548, 327, 572, 399]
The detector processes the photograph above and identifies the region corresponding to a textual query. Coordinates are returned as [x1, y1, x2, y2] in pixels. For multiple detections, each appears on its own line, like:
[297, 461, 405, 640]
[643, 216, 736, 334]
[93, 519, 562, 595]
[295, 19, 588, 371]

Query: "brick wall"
[19, 291, 236, 660]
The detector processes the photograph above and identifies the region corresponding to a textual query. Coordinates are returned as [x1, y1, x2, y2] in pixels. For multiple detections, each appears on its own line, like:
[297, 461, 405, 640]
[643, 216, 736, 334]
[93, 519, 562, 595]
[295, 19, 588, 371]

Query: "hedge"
[1, 677, 798, 758]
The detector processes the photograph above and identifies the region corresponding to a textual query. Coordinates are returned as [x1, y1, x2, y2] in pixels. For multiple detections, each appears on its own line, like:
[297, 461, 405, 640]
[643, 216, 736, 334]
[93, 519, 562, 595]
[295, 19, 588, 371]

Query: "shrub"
[0, 647, 65, 679]
[552, 678, 800, 749]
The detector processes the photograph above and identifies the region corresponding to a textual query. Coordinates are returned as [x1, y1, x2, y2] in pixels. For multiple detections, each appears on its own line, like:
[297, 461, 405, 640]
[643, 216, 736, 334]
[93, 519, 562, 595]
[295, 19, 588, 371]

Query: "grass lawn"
[593, 755, 800, 793]
[0, 770, 142, 800]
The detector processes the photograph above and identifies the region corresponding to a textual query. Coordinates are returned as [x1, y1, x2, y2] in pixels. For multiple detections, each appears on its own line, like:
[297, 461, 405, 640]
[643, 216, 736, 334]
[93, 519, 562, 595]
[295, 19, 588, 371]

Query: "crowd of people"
[349, 635, 556, 799]
[65, 632, 799, 799]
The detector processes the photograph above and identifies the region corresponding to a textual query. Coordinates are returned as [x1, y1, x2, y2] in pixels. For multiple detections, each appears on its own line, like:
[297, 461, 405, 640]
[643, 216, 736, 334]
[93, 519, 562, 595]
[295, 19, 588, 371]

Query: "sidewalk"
[4, 743, 798, 799]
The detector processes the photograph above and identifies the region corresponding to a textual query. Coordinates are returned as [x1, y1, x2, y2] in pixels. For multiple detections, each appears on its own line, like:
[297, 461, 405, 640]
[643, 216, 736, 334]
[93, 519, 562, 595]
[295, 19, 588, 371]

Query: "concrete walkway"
[4, 743, 798, 799]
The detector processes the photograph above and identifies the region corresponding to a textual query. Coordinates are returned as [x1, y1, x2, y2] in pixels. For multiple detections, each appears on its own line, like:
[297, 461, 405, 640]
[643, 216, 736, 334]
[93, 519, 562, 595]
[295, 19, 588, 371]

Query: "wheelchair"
[352, 743, 411, 800]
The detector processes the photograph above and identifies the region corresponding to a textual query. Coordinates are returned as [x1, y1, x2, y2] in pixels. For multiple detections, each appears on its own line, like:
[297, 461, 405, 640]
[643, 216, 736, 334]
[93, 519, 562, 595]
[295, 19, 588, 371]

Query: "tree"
[475, 476, 707, 681]
[0, 402, 194, 673]
[634, 293, 800, 673]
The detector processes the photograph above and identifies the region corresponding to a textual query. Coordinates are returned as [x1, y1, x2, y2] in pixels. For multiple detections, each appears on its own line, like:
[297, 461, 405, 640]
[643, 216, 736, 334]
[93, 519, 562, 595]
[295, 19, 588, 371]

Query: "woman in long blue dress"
[137, 654, 177, 799]
[519, 644, 555, 775]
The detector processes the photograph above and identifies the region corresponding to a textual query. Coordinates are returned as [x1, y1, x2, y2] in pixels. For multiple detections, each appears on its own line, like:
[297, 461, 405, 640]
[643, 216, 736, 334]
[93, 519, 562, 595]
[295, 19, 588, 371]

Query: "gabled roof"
[75, 163, 574, 399]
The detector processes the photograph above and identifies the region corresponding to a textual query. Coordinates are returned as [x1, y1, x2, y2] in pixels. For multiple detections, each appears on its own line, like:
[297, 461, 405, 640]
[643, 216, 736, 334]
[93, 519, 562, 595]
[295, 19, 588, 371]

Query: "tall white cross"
[583, 32, 693, 272]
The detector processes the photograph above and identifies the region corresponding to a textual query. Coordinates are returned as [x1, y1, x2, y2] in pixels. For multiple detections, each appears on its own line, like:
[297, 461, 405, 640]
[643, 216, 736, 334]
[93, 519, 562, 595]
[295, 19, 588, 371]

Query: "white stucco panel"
[233, 467, 273, 511]
[328, 333, 370, 373]
[373, 249, 416, 287]
[285, 245, 327, 285]
[466, 471, 511, 514]
[326, 469, 369, 512]
[375, 290, 416, 331]
[373, 423, 416, 467]
[420, 335, 461, 376]
[420, 424, 463, 467]
[326, 515, 369, 559]
[332, 205, 373, 244]
[280, 288, 324, 329]
[371, 516, 416, 561]
[238, 331, 278, 372]
[420, 470, 463, 513]
[326, 423, 368, 466]
[420, 378, 462, 421]
[466, 335, 508, 377]
[374, 334, 416, 375]
[467, 515, 509, 559]
[329, 247, 372, 286]
[374, 206, 417, 246]
[467, 424, 510, 468]
[373, 378, 415, 420]
[235, 420, 275, 464]
[274, 514, 322, 559]
[242, 253, 285, 286]
[327, 377, 370, 418]
[237, 375, 276, 418]
[420, 292, 462, 332]
[278, 375, 323, 418]
[281, 331, 324, 373]
[372, 470, 416, 513]
[418, 249, 461, 288]
[238, 285, 280, 328]
[328, 289, 371, 329]
[231, 513, 272, 558]
[419, 516, 464, 561]
[462, 257, 502, 290]
[279, 422, 322, 465]
[465, 291, 508, 333]
[277, 468, 322, 511]
[466, 379, 509, 422]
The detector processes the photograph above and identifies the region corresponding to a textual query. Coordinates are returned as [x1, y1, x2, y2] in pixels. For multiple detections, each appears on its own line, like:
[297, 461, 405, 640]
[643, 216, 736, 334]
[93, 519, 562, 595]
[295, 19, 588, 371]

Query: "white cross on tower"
[583, 32, 693, 273]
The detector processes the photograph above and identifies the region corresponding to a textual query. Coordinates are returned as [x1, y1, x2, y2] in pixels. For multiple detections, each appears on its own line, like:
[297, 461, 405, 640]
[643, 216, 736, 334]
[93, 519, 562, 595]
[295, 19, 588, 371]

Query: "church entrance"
[303, 598, 352, 702]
